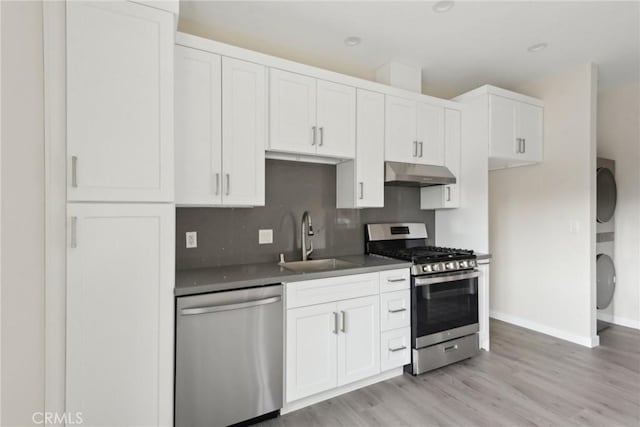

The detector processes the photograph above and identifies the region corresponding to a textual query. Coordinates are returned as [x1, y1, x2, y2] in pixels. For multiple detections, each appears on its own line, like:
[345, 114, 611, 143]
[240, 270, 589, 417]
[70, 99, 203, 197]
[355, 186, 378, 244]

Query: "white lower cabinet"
[337, 296, 381, 386]
[66, 203, 174, 426]
[380, 327, 411, 371]
[285, 269, 411, 404]
[286, 302, 339, 402]
[285, 295, 380, 402]
[380, 290, 411, 332]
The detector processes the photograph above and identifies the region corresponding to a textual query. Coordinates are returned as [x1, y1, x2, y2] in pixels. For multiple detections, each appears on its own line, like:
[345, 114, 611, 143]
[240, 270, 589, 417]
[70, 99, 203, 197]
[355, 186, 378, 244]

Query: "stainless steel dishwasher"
[175, 285, 283, 427]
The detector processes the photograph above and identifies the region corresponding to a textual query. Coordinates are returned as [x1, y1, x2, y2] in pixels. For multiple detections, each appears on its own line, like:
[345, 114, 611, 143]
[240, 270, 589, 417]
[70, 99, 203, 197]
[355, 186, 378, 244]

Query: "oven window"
[415, 277, 478, 337]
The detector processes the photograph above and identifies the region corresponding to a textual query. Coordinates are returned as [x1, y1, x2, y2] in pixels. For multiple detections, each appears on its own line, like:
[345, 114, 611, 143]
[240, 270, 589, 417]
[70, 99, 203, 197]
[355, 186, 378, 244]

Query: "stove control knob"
[422, 265, 432, 272]
[460, 260, 468, 268]
[446, 262, 453, 270]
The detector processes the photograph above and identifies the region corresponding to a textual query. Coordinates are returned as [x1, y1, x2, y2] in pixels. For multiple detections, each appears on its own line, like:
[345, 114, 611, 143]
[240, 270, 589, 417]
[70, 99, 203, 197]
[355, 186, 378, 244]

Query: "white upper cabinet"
[417, 102, 445, 166]
[385, 95, 445, 166]
[316, 80, 356, 158]
[175, 46, 266, 207]
[66, 203, 174, 426]
[336, 89, 385, 208]
[516, 101, 544, 162]
[385, 96, 418, 163]
[66, 1, 173, 202]
[269, 69, 356, 159]
[421, 108, 461, 209]
[486, 90, 544, 169]
[221, 57, 266, 206]
[175, 46, 222, 205]
[270, 69, 317, 155]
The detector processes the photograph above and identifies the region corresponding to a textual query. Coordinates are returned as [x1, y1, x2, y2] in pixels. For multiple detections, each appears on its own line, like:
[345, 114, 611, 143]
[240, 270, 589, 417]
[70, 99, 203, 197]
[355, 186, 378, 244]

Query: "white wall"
[596, 82, 640, 329]
[489, 64, 598, 347]
[1, 1, 45, 425]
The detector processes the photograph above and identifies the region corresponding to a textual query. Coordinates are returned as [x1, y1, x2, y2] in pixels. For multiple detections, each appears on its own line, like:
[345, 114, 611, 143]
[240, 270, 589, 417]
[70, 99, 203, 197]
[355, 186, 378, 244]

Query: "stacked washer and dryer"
[596, 158, 617, 332]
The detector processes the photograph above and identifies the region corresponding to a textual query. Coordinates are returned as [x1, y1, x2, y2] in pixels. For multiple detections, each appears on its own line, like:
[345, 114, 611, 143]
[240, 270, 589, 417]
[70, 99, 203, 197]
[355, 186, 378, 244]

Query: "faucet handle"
[278, 253, 285, 265]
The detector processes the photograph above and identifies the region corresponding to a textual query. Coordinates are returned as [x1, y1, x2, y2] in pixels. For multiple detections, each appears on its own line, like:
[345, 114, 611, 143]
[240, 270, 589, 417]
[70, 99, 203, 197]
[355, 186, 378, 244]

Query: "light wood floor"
[262, 320, 640, 427]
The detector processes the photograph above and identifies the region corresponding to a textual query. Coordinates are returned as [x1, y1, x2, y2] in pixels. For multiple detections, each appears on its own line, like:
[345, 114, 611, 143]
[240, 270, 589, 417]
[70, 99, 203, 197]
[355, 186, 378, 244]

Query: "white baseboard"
[597, 311, 640, 330]
[490, 310, 598, 348]
[282, 367, 403, 415]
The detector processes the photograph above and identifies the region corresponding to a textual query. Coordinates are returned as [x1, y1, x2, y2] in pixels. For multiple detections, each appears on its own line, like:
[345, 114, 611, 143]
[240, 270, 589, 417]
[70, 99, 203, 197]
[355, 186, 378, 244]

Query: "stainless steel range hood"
[384, 161, 456, 187]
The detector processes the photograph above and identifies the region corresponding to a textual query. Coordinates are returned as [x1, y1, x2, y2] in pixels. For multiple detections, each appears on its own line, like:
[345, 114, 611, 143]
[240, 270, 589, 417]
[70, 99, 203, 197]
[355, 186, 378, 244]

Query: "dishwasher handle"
[181, 295, 281, 316]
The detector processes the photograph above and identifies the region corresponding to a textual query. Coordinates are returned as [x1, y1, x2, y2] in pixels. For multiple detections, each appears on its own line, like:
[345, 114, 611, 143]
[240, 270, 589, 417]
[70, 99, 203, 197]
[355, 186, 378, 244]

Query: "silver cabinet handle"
[225, 174, 230, 196]
[389, 345, 407, 352]
[319, 127, 324, 146]
[413, 141, 418, 157]
[70, 216, 78, 248]
[446, 186, 451, 202]
[419, 141, 424, 158]
[522, 138, 526, 153]
[215, 173, 220, 196]
[181, 296, 281, 316]
[444, 344, 459, 352]
[312, 126, 317, 145]
[387, 277, 406, 283]
[359, 182, 364, 200]
[516, 138, 525, 153]
[333, 312, 339, 334]
[388, 307, 407, 314]
[71, 156, 78, 187]
[340, 310, 346, 332]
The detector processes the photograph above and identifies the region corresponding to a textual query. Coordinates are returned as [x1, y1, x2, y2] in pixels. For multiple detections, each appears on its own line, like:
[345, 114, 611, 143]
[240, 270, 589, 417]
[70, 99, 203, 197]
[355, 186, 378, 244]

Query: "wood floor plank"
[262, 320, 640, 426]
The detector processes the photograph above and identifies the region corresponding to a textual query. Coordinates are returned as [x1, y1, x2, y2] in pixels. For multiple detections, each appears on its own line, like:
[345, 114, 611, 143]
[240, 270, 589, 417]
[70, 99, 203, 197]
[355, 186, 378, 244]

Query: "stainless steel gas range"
[366, 223, 479, 375]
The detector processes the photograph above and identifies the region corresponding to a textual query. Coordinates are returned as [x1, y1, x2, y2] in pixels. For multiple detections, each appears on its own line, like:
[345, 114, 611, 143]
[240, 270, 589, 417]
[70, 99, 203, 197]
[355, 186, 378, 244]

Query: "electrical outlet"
[259, 229, 273, 245]
[186, 231, 198, 248]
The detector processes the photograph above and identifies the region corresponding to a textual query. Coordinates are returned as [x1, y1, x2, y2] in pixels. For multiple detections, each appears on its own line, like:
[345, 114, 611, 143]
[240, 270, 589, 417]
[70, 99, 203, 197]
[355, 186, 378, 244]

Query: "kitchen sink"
[280, 258, 360, 273]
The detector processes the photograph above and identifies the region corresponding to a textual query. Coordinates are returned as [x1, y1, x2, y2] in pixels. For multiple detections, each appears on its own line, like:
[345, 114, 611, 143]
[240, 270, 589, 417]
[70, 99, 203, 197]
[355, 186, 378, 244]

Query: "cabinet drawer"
[286, 273, 380, 309]
[380, 290, 410, 332]
[380, 327, 411, 371]
[379, 269, 410, 293]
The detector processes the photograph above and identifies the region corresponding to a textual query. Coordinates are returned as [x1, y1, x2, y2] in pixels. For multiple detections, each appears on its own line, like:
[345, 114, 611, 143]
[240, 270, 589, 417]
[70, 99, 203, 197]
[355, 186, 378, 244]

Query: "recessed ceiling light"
[344, 36, 362, 47]
[527, 42, 548, 53]
[433, 1, 454, 13]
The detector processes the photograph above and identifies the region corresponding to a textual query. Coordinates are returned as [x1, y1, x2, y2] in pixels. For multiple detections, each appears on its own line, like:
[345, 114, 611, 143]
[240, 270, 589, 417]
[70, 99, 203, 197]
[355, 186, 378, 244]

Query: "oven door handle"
[414, 270, 479, 286]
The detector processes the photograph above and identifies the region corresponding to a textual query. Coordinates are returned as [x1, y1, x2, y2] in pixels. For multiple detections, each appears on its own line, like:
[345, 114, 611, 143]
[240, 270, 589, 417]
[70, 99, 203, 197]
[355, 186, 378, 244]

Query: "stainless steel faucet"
[301, 211, 314, 261]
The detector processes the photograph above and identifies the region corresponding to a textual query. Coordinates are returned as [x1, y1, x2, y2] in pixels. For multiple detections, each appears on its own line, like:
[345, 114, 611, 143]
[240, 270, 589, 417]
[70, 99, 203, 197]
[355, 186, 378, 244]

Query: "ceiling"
[178, 1, 640, 98]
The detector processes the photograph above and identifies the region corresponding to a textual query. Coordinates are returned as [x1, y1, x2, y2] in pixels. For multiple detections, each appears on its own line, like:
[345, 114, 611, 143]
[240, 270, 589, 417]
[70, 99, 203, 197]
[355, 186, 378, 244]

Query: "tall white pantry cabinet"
[64, 1, 176, 426]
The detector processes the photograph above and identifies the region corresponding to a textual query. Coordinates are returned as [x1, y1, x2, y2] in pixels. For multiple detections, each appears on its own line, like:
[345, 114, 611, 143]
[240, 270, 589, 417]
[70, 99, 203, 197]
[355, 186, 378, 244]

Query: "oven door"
[412, 270, 479, 348]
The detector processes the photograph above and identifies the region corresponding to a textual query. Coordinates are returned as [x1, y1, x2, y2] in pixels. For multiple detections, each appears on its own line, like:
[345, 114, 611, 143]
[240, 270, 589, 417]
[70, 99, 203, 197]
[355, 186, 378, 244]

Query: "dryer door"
[597, 167, 617, 223]
[596, 253, 616, 309]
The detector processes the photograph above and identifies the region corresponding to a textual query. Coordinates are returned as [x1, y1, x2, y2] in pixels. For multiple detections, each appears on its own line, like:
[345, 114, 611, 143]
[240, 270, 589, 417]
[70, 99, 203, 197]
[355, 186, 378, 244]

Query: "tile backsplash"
[176, 160, 435, 269]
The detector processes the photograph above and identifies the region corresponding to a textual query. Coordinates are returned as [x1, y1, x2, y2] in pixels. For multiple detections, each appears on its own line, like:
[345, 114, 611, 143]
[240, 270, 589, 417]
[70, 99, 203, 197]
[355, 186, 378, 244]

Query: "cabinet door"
[517, 102, 543, 163]
[443, 108, 461, 208]
[67, 1, 173, 202]
[488, 95, 518, 158]
[316, 80, 356, 158]
[221, 57, 266, 206]
[175, 46, 222, 206]
[337, 296, 380, 386]
[269, 69, 317, 155]
[286, 303, 338, 402]
[355, 89, 385, 207]
[67, 203, 174, 426]
[385, 96, 418, 163]
[416, 102, 445, 166]
[380, 290, 411, 332]
[380, 327, 411, 371]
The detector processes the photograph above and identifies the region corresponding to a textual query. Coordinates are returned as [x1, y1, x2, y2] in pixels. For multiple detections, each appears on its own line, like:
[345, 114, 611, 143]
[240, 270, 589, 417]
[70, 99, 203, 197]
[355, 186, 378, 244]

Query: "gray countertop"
[175, 254, 412, 296]
[476, 252, 492, 261]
